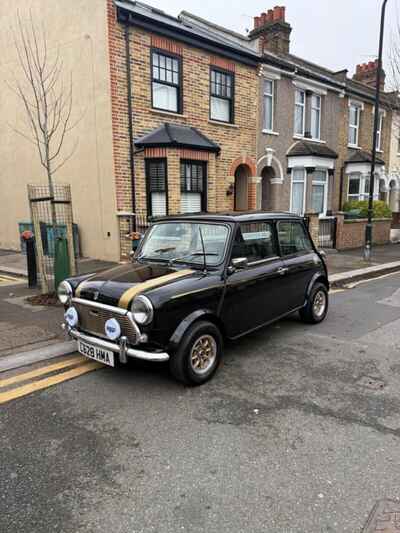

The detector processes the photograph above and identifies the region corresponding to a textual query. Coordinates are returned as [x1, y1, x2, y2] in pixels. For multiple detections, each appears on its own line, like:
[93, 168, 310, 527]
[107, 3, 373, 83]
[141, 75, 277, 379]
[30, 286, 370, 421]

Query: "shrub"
[343, 200, 392, 219]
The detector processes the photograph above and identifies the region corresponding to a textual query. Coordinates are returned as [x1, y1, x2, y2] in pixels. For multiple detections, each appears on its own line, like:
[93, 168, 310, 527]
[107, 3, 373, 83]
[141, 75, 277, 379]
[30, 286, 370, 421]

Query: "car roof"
[154, 211, 304, 223]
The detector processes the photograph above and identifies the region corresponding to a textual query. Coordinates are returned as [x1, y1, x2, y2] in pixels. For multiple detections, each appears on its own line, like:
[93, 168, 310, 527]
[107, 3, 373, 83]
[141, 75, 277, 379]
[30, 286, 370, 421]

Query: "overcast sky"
[146, 0, 399, 85]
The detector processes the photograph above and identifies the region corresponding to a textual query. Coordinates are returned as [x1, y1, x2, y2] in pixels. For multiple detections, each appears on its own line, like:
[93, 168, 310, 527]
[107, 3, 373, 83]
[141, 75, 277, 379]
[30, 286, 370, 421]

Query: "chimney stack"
[353, 60, 386, 91]
[250, 6, 291, 55]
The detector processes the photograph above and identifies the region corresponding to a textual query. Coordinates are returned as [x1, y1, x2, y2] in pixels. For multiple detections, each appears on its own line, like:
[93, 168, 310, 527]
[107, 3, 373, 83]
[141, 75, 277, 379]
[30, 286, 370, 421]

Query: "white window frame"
[290, 168, 307, 216]
[348, 103, 361, 147]
[310, 94, 321, 140]
[263, 79, 275, 133]
[294, 89, 306, 137]
[311, 169, 328, 216]
[376, 111, 384, 152]
[347, 173, 380, 202]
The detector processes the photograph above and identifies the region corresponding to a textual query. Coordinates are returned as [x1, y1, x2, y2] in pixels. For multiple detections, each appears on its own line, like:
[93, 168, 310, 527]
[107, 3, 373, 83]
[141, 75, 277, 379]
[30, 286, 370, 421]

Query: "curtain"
[211, 96, 230, 122]
[153, 83, 178, 112]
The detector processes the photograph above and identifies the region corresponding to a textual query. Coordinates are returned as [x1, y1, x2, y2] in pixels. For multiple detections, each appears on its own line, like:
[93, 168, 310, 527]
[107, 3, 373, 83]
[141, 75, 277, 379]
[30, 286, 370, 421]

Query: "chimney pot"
[267, 9, 274, 22]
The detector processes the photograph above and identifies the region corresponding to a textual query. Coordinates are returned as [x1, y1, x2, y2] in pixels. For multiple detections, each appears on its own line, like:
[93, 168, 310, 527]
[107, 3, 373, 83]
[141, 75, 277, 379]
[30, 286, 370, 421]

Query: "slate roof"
[135, 123, 221, 153]
[346, 150, 385, 166]
[287, 140, 338, 159]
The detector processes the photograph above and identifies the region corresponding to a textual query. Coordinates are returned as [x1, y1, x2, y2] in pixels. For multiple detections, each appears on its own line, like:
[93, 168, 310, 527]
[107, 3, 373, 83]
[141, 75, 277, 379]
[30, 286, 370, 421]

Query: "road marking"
[0, 355, 87, 388]
[330, 289, 346, 294]
[0, 361, 103, 405]
[0, 275, 24, 286]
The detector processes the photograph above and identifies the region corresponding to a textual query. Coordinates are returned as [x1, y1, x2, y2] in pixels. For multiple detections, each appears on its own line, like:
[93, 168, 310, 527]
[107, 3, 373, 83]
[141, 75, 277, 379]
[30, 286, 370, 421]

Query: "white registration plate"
[78, 340, 115, 367]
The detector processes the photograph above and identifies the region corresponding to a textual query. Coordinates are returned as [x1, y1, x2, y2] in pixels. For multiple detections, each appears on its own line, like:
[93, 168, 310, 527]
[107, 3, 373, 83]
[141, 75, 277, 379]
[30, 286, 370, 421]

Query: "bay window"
[290, 168, 306, 215]
[146, 159, 167, 217]
[311, 170, 328, 215]
[294, 90, 305, 136]
[347, 174, 371, 202]
[210, 68, 234, 123]
[180, 161, 207, 213]
[263, 79, 274, 132]
[152, 51, 181, 113]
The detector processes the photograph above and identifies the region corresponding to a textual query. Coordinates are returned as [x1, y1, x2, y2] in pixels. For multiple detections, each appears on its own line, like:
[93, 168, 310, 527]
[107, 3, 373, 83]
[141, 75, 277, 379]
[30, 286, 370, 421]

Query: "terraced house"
[108, 0, 260, 258]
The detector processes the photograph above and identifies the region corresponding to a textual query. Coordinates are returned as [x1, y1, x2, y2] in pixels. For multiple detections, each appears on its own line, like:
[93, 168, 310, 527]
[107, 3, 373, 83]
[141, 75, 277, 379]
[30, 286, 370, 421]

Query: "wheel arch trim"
[168, 309, 223, 352]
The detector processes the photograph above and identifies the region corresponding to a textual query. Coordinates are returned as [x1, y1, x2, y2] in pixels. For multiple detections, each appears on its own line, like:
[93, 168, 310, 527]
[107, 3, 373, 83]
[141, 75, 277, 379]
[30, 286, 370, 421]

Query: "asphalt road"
[2, 273, 400, 533]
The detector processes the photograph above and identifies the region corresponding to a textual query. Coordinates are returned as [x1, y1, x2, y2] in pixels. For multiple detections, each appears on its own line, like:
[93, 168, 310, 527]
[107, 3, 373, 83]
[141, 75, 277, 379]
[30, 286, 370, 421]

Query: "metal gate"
[318, 217, 337, 249]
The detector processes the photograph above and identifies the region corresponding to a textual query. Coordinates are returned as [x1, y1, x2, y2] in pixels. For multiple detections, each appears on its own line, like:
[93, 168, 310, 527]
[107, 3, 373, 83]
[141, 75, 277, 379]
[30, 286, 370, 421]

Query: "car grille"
[73, 301, 138, 344]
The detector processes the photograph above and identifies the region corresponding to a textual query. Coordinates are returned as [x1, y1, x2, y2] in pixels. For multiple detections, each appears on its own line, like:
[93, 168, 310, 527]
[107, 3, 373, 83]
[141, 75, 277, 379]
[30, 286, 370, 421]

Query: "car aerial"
[59, 211, 329, 385]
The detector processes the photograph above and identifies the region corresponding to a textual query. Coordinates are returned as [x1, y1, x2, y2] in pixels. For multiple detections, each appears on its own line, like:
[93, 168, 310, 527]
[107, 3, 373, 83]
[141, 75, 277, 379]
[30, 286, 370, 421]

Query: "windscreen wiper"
[168, 252, 218, 268]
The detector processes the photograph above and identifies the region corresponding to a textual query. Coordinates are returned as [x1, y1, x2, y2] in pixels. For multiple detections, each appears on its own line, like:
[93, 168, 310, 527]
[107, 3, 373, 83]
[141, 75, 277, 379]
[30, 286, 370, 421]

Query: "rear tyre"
[169, 321, 223, 386]
[299, 282, 329, 324]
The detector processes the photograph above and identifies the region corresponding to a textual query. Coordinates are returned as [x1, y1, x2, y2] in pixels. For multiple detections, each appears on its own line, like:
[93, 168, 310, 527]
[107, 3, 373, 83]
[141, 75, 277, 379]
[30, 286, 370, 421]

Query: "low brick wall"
[336, 217, 392, 250]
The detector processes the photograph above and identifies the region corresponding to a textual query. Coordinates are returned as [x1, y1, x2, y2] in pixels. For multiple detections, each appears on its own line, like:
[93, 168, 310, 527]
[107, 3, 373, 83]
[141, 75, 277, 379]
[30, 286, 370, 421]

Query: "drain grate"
[363, 499, 400, 532]
[357, 376, 385, 391]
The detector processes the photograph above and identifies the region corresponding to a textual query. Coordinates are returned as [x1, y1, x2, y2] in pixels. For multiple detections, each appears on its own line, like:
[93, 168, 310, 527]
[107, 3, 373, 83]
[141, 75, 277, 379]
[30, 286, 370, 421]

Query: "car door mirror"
[318, 250, 327, 260]
[228, 257, 248, 274]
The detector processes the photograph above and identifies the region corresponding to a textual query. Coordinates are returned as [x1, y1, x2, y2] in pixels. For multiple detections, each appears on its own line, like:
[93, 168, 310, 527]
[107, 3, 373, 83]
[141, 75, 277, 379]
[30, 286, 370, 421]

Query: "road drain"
[363, 499, 400, 532]
[357, 376, 385, 391]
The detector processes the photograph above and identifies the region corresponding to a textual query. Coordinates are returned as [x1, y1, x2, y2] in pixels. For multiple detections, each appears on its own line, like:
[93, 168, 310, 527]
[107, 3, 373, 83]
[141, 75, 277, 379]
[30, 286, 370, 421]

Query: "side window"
[231, 222, 278, 263]
[278, 222, 313, 256]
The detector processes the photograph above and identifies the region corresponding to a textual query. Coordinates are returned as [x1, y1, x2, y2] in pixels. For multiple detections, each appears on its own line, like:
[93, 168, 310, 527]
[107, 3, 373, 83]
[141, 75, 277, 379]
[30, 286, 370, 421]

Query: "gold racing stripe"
[118, 269, 194, 309]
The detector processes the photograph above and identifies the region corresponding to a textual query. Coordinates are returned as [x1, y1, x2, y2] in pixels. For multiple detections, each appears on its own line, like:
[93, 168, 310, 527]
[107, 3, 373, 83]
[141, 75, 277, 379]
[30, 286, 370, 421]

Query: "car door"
[276, 220, 318, 311]
[221, 220, 286, 338]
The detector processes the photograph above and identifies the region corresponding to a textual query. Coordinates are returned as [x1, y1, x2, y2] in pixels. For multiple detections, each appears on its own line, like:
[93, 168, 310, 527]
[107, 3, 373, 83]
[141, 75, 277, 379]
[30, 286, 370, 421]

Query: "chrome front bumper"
[63, 325, 170, 363]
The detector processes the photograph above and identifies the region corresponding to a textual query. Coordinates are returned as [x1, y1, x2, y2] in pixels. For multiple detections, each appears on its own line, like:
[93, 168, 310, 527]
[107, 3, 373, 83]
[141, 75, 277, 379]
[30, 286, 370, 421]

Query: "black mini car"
[59, 212, 329, 385]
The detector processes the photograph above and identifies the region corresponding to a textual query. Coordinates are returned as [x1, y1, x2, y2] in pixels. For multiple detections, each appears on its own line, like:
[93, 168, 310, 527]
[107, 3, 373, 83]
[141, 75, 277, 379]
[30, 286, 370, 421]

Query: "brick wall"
[335, 216, 391, 250]
[107, 0, 258, 258]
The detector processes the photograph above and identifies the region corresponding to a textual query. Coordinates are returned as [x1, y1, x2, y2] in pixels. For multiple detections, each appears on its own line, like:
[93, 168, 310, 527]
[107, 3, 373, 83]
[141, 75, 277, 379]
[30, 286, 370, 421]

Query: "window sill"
[208, 120, 239, 129]
[348, 144, 362, 150]
[262, 129, 279, 136]
[376, 149, 384, 154]
[293, 135, 326, 144]
[151, 108, 187, 119]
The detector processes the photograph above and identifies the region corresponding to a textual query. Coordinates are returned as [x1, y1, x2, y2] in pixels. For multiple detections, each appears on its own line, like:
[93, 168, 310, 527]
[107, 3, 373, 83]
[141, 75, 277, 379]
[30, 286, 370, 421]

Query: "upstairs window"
[294, 89, 305, 136]
[311, 94, 321, 140]
[263, 79, 274, 132]
[210, 68, 234, 123]
[376, 112, 384, 151]
[348, 103, 361, 146]
[152, 51, 181, 113]
[146, 159, 167, 217]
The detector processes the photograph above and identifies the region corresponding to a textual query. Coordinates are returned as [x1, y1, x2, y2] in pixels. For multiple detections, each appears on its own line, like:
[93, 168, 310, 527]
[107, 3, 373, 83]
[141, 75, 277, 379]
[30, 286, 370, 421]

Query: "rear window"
[277, 221, 313, 256]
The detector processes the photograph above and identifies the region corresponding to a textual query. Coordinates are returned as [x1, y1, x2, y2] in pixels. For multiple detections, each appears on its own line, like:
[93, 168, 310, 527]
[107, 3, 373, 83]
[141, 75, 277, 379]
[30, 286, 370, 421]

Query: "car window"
[277, 222, 313, 256]
[231, 222, 278, 263]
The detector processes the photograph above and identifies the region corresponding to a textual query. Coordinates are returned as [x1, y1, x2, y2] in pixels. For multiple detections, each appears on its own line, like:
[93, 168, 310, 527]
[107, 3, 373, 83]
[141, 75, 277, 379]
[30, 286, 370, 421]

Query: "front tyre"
[299, 282, 329, 324]
[169, 321, 223, 386]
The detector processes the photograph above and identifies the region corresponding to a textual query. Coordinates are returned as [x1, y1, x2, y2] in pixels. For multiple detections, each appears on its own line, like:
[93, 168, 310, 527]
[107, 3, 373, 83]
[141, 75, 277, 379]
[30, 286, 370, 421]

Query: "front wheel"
[169, 321, 223, 386]
[299, 282, 329, 324]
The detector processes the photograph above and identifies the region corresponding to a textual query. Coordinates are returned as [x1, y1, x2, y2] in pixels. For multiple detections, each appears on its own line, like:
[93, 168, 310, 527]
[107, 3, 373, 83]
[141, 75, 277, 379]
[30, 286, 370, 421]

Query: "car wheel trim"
[190, 335, 217, 376]
[313, 290, 327, 318]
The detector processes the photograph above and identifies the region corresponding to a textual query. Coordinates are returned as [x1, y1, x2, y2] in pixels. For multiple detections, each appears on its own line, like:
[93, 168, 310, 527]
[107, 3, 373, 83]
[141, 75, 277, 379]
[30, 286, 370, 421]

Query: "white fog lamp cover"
[105, 318, 121, 341]
[65, 307, 78, 328]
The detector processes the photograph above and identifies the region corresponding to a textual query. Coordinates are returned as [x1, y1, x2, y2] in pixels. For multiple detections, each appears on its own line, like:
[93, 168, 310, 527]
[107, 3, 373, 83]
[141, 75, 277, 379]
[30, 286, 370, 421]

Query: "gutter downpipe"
[124, 23, 137, 231]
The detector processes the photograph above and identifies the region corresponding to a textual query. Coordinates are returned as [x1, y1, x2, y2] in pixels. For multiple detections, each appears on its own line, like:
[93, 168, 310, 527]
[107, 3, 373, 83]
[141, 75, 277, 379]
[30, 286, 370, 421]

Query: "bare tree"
[9, 12, 78, 232]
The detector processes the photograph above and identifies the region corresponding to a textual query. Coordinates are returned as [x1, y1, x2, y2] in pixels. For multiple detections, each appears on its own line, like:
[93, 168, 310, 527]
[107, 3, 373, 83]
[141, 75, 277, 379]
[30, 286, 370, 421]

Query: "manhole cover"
[357, 376, 385, 391]
[363, 500, 400, 532]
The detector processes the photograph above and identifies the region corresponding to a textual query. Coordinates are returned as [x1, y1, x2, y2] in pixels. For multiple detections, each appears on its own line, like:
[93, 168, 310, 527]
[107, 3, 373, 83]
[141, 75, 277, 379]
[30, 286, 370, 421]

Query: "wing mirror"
[318, 250, 327, 260]
[228, 257, 248, 275]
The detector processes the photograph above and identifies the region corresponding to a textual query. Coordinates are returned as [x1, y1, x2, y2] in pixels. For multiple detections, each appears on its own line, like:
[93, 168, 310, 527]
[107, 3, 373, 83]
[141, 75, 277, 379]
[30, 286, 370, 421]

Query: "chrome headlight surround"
[57, 281, 73, 305]
[131, 295, 154, 326]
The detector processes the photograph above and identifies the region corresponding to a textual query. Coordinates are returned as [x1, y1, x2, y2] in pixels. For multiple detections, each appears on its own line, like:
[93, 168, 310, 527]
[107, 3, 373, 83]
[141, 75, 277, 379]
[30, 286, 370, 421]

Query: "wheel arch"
[168, 309, 225, 353]
[306, 273, 330, 300]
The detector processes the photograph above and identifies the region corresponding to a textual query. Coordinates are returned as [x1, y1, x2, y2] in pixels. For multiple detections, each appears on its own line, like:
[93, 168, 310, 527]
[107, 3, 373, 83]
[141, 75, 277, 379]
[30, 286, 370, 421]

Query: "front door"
[276, 220, 318, 310]
[221, 221, 285, 338]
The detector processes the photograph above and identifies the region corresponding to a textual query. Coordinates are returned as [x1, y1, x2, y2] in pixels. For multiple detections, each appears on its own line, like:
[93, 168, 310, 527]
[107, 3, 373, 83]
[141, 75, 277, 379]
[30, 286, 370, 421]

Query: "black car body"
[60, 212, 329, 385]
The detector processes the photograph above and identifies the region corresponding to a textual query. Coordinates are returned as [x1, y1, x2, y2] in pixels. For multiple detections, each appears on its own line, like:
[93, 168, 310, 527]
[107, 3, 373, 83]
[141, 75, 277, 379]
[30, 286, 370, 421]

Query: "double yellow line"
[0, 355, 103, 405]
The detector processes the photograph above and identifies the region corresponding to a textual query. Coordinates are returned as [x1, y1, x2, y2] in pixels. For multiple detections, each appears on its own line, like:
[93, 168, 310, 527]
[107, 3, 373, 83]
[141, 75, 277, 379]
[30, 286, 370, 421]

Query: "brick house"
[107, 0, 260, 258]
[249, 7, 393, 233]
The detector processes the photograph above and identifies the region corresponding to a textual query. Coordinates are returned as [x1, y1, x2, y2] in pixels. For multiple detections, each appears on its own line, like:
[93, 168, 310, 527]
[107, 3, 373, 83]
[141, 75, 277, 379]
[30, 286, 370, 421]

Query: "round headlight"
[131, 295, 153, 325]
[58, 281, 73, 304]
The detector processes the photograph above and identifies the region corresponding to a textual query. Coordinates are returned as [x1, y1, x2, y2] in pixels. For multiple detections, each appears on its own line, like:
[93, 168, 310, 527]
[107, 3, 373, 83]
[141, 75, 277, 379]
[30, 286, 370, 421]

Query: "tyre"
[169, 320, 223, 386]
[299, 282, 329, 324]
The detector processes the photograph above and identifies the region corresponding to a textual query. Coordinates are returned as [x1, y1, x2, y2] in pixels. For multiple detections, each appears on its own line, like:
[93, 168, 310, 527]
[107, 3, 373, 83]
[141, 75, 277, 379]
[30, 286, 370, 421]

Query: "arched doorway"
[389, 179, 399, 212]
[234, 164, 251, 211]
[379, 178, 388, 203]
[261, 166, 275, 211]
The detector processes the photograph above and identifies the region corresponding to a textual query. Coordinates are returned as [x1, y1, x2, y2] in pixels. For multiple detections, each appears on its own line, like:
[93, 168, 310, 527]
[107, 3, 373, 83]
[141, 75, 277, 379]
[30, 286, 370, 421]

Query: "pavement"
[1, 273, 400, 532]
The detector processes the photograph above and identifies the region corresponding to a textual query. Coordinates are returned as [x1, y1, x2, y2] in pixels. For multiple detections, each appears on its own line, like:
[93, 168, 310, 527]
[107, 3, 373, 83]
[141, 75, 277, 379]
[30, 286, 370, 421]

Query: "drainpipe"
[124, 24, 136, 231]
[339, 165, 345, 210]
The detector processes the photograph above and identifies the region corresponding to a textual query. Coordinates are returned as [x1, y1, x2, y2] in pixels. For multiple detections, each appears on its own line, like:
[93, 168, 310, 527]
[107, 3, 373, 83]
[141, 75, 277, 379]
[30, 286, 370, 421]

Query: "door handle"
[277, 267, 289, 276]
